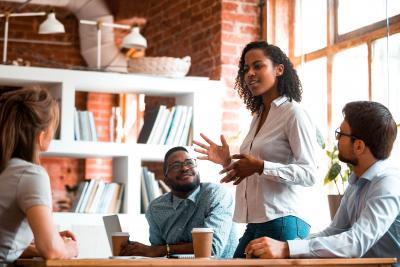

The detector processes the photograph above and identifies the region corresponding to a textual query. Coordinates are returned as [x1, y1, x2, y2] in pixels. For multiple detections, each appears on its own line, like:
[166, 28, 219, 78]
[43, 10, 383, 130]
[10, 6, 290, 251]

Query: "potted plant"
[324, 145, 353, 219]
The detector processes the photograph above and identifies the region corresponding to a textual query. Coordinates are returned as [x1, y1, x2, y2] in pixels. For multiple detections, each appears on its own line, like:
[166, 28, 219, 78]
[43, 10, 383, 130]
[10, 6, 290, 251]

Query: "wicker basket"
[128, 56, 191, 78]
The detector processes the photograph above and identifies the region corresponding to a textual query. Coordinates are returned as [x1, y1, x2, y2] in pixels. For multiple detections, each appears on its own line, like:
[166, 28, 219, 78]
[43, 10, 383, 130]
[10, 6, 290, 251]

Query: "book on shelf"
[71, 180, 124, 214]
[141, 167, 164, 213]
[149, 107, 171, 144]
[88, 181, 105, 213]
[71, 181, 87, 212]
[73, 108, 81, 141]
[108, 183, 123, 214]
[159, 106, 176, 145]
[172, 106, 188, 145]
[158, 179, 171, 194]
[83, 179, 100, 213]
[140, 172, 149, 213]
[87, 111, 98, 142]
[165, 105, 184, 145]
[74, 110, 98, 142]
[137, 106, 162, 144]
[77, 179, 96, 213]
[136, 104, 193, 146]
[114, 184, 124, 214]
[178, 106, 193, 146]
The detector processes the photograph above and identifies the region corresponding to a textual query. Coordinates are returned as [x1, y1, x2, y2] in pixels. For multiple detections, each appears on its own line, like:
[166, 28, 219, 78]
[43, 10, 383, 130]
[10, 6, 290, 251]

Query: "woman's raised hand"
[193, 133, 231, 167]
[219, 154, 264, 185]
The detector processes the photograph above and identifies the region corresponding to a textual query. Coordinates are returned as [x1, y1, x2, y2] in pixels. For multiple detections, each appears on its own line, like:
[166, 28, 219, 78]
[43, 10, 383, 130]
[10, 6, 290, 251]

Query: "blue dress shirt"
[145, 183, 238, 258]
[288, 160, 400, 261]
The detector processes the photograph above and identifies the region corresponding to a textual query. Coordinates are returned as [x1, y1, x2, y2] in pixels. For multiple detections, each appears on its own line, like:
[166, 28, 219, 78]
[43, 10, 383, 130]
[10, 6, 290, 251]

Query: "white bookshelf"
[0, 65, 224, 258]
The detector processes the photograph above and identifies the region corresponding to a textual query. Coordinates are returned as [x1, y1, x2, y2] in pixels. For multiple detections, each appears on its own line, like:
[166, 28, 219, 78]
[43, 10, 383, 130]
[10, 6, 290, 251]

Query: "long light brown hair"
[0, 86, 59, 172]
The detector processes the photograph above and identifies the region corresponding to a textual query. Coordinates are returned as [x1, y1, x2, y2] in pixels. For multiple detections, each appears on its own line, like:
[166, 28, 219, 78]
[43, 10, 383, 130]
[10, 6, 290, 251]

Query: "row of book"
[141, 167, 170, 213]
[138, 105, 193, 146]
[71, 179, 124, 214]
[74, 109, 98, 141]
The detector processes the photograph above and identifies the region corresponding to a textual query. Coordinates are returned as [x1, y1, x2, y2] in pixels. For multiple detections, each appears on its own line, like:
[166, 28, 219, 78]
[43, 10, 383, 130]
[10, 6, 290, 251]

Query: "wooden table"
[15, 258, 397, 267]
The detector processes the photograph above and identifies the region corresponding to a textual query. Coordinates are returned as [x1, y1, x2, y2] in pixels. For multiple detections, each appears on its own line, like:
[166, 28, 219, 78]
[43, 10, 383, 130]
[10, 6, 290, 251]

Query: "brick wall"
[0, 5, 84, 67]
[114, 0, 261, 146]
[220, 0, 260, 151]
[113, 0, 223, 80]
[0, 3, 115, 211]
[1, 0, 261, 207]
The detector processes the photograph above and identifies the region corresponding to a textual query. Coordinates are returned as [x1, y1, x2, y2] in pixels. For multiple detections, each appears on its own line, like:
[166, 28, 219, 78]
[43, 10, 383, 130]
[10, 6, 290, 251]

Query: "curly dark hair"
[235, 41, 302, 114]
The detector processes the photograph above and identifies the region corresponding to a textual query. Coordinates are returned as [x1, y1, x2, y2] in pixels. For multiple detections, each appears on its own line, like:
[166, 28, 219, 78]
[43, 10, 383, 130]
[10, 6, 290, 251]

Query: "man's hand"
[63, 237, 79, 258]
[245, 237, 289, 259]
[220, 154, 264, 185]
[59, 230, 77, 241]
[120, 241, 163, 257]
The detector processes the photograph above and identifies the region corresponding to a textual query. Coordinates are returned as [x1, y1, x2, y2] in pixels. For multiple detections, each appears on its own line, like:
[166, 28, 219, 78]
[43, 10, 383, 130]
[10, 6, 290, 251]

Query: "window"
[371, 33, 400, 123]
[331, 45, 369, 129]
[265, 0, 400, 229]
[298, 57, 328, 136]
[288, 0, 400, 140]
[337, 0, 400, 35]
[295, 0, 327, 55]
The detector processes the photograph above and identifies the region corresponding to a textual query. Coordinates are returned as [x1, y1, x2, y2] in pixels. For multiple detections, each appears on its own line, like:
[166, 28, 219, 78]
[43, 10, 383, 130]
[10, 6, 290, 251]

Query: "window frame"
[264, 0, 400, 140]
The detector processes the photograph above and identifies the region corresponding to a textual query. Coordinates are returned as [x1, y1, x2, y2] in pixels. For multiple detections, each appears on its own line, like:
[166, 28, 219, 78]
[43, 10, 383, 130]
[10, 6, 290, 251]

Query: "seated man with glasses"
[120, 146, 238, 258]
[244, 101, 399, 262]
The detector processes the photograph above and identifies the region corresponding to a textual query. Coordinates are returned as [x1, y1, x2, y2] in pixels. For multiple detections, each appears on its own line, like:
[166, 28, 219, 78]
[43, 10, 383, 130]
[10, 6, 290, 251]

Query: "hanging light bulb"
[38, 11, 65, 34]
[122, 27, 147, 49]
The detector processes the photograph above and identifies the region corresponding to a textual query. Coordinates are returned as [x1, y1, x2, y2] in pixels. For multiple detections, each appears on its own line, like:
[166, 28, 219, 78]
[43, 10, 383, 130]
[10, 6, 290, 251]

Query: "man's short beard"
[338, 153, 358, 166]
[170, 174, 201, 193]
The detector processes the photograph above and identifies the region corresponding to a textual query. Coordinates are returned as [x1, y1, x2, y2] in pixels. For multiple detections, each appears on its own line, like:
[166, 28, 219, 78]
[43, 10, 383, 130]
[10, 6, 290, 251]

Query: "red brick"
[222, 2, 239, 12]
[240, 25, 259, 35]
[222, 12, 257, 25]
[222, 122, 240, 132]
[222, 22, 234, 32]
[223, 111, 240, 120]
[223, 100, 243, 110]
[241, 3, 259, 14]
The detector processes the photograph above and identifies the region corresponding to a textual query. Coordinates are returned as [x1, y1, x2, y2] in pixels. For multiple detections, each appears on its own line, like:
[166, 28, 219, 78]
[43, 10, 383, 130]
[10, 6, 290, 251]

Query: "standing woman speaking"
[194, 41, 318, 258]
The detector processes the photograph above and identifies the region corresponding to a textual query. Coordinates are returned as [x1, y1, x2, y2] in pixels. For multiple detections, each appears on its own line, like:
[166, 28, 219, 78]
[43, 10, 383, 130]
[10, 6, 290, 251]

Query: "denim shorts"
[233, 215, 310, 258]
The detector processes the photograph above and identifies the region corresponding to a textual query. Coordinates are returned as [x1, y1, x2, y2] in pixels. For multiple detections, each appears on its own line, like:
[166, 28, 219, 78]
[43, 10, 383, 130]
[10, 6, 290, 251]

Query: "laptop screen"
[103, 215, 123, 250]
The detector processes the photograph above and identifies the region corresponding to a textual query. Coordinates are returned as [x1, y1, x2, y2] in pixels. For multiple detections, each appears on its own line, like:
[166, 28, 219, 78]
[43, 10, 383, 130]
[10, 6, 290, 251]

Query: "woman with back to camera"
[0, 86, 78, 262]
[193, 41, 318, 258]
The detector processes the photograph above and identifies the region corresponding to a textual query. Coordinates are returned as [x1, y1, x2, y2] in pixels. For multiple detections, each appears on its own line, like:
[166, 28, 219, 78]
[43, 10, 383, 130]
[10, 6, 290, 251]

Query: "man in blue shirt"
[244, 101, 399, 261]
[120, 146, 238, 258]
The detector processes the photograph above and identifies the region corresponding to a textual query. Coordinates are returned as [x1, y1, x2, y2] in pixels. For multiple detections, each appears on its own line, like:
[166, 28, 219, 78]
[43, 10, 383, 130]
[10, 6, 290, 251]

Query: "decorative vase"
[327, 194, 343, 220]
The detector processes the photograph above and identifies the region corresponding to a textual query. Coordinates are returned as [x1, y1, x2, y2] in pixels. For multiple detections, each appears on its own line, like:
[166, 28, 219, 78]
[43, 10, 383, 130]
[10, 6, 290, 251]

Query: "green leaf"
[324, 162, 341, 185]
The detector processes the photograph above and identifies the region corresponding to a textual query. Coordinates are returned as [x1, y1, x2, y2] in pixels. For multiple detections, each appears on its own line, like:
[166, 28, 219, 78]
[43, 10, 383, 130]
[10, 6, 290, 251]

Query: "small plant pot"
[327, 194, 343, 220]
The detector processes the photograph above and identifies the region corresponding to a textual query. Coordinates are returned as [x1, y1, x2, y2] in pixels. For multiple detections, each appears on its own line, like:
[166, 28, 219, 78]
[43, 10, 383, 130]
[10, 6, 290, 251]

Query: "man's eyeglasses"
[166, 158, 197, 174]
[335, 127, 358, 140]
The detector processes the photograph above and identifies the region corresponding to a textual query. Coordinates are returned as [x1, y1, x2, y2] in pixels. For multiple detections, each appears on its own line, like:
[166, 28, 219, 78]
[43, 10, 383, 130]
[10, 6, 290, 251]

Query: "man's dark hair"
[163, 146, 188, 175]
[343, 101, 397, 160]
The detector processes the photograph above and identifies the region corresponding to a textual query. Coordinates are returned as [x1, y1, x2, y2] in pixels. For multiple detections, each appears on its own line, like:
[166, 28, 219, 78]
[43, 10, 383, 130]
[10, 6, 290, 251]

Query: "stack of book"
[74, 109, 98, 141]
[137, 105, 193, 146]
[141, 167, 170, 213]
[71, 180, 124, 214]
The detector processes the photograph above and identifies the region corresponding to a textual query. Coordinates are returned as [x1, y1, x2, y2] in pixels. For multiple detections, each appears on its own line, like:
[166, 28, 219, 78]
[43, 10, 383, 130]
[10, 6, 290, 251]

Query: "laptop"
[102, 215, 194, 259]
[102, 215, 123, 250]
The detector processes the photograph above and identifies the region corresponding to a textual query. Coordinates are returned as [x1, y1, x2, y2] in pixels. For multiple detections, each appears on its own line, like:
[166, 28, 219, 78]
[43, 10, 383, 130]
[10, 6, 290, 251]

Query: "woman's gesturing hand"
[193, 133, 231, 167]
[219, 154, 264, 185]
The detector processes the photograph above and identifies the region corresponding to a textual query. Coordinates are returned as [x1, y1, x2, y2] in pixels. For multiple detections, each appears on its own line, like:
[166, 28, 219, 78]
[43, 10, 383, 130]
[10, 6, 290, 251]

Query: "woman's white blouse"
[234, 96, 319, 223]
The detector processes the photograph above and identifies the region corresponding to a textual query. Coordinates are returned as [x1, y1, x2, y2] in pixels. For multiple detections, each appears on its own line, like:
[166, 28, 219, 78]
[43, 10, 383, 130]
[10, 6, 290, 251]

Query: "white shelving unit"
[0, 65, 224, 258]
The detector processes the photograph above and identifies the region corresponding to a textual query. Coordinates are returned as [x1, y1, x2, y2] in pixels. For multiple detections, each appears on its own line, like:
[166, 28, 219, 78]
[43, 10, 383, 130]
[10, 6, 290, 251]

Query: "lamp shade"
[38, 12, 65, 34]
[122, 27, 147, 49]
